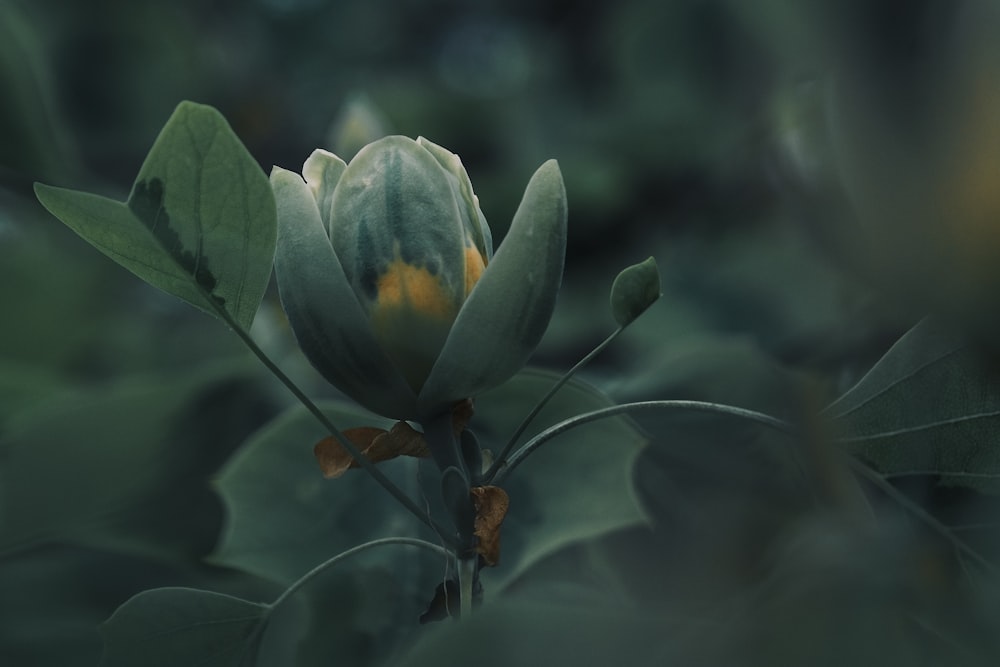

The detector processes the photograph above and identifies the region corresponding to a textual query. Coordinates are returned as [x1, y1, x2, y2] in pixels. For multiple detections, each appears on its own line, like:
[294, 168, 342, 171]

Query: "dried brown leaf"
[314, 422, 430, 479]
[368, 421, 430, 461]
[471, 485, 510, 567]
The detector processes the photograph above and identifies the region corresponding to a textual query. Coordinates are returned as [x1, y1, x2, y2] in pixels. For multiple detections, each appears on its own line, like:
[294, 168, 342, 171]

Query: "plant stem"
[210, 297, 456, 545]
[267, 537, 452, 614]
[484, 326, 625, 483]
[457, 555, 477, 619]
[420, 410, 465, 477]
[489, 394, 997, 576]
[492, 399, 793, 484]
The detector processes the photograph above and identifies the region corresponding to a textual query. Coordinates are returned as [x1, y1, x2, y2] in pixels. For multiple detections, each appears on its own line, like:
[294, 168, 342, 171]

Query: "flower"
[271, 136, 567, 420]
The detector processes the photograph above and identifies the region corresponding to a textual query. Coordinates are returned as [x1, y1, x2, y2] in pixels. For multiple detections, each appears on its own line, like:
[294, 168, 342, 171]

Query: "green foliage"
[474, 370, 647, 591]
[272, 147, 567, 419]
[9, 2, 1000, 664]
[0, 361, 276, 666]
[0, 2, 78, 181]
[0, 548, 110, 665]
[829, 319, 1000, 492]
[0, 363, 264, 562]
[98, 364, 643, 666]
[212, 402, 426, 585]
[100, 588, 267, 667]
[398, 593, 661, 667]
[213, 370, 645, 594]
[34, 101, 276, 331]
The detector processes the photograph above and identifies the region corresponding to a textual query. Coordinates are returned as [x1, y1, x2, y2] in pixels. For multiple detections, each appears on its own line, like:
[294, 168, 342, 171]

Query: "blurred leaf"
[0, 204, 116, 372]
[476, 370, 647, 590]
[34, 101, 276, 330]
[212, 402, 433, 584]
[214, 408, 450, 666]
[632, 417, 813, 606]
[399, 592, 664, 667]
[100, 588, 266, 667]
[214, 369, 646, 595]
[614, 331, 818, 608]
[0, 546, 106, 666]
[607, 334, 796, 411]
[0, 2, 79, 181]
[327, 92, 391, 159]
[0, 363, 263, 561]
[454, 513, 1000, 667]
[283, 562, 427, 667]
[0, 361, 74, 427]
[827, 319, 1000, 492]
[734, 513, 981, 667]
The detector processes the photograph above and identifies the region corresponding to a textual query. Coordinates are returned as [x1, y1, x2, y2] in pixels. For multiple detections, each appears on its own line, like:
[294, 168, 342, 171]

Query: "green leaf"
[34, 101, 276, 330]
[212, 402, 433, 584]
[475, 370, 648, 590]
[213, 369, 646, 595]
[0, 204, 117, 372]
[100, 588, 266, 667]
[0, 361, 72, 427]
[0, 363, 263, 561]
[398, 593, 664, 667]
[0, 547, 107, 666]
[278, 560, 430, 667]
[0, 2, 80, 180]
[610, 256, 661, 326]
[827, 319, 1000, 492]
[212, 404, 446, 664]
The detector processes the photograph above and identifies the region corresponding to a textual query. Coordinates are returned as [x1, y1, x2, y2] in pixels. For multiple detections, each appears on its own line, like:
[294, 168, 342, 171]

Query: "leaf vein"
[827, 345, 966, 420]
[140, 614, 263, 641]
[884, 470, 1000, 480]
[837, 410, 1000, 442]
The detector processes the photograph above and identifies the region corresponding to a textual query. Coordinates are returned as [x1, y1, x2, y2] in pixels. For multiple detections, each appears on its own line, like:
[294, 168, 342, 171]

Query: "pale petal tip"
[269, 165, 301, 183]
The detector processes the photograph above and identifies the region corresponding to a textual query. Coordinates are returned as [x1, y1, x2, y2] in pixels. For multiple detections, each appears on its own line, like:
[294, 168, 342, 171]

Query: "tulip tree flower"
[271, 136, 567, 424]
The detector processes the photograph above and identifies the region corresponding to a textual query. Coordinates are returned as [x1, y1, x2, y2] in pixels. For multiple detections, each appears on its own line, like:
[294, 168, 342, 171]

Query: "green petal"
[419, 160, 567, 412]
[417, 136, 493, 260]
[330, 136, 468, 315]
[302, 149, 347, 238]
[271, 166, 418, 418]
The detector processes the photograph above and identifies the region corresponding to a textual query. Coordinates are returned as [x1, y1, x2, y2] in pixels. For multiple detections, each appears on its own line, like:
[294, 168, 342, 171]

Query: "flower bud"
[272, 136, 566, 420]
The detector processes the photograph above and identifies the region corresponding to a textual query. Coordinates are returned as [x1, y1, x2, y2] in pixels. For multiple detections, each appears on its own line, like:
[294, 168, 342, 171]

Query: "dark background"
[4, 0, 1000, 664]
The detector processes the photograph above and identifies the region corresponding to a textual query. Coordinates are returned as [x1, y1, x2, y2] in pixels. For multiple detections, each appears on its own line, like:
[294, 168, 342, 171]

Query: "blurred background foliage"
[4, 0, 1000, 664]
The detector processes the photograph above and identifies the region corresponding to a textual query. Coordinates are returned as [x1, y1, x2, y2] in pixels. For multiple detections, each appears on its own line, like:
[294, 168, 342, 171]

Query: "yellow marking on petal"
[370, 262, 456, 392]
[464, 246, 487, 297]
[375, 258, 455, 319]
